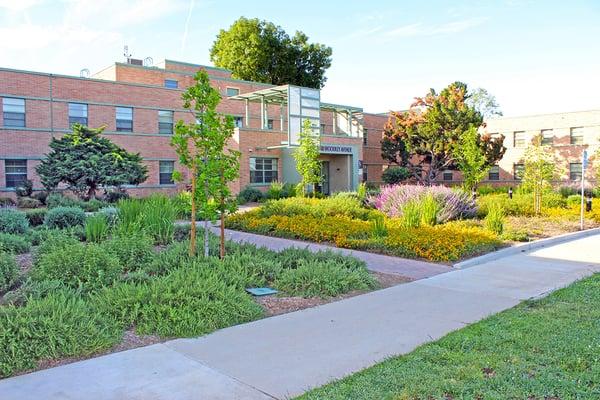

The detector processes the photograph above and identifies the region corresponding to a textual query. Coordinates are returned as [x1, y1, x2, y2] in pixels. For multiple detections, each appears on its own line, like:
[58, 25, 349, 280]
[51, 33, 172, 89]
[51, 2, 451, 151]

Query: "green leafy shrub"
[84, 214, 109, 243]
[420, 193, 440, 226]
[17, 197, 42, 209]
[174, 223, 191, 241]
[237, 186, 264, 204]
[266, 181, 285, 200]
[33, 231, 80, 260]
[558, 185, 578, 198]
[104, 189, 129, 203]
[501, 229, 529, 242]
[382, 166, 410, 185]
[44, 206, 86, 229]
[31, 191, 48, 205]
[477, 192, 566, 217]
[1, 279, 67, 306]
[32, 242, 121, 292]
[260, 196, 372, 220]
[0, 197, 16, 207]
[400, 201, 421, 228]
[0, 291, 121, 378]
[25, 208, 47, 227]
[0, 208, 29, 234]
[0, 233, 31, 254]
[171, 191, 192, 219]
[81, 198, 107, 212]
[275, 259, 377, 298]
[485, 204, 505, 235]
[46, 193, 83, 209]
[0, 252, 19, 293]
[370, 214, 388, 239]
[566, 194, 582, 207]
[98, 206, 119, 225]
[115, 198, 144, 235]
[15, 179, 33, 197]
[94, 261, 264, 337]
[102, 233, 154, 272]
[143, 195, 175, 245]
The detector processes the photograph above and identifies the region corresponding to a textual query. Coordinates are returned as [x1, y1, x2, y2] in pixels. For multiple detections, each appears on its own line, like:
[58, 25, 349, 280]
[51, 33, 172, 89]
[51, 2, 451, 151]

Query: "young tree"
[171, 70, 240, 257]
[36, 124, 147, 199]
[522, 135, 557, 215]
[381, 82, 505, 185]
[210, 17, 333, 89]
[454, 126, 490, 191]
[293, 119, 321, 196]
[466, 87, 503, 118]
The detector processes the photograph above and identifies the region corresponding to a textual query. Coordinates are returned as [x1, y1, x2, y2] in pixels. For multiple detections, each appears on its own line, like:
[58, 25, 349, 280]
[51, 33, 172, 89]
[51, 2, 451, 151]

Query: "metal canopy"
[228, 85, 289, 103]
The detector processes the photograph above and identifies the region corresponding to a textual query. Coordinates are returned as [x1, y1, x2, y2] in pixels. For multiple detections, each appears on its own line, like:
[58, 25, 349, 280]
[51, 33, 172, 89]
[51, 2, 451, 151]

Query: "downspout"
[49, 74, 54, 138]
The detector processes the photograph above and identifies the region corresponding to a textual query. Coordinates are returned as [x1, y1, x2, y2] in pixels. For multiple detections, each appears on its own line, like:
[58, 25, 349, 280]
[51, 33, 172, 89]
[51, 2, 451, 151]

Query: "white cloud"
[0, 0, 43, 11]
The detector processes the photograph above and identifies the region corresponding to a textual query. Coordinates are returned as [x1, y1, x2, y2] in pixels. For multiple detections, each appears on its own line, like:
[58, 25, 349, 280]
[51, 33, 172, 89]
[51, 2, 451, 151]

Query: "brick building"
[0, 59, 389, 199]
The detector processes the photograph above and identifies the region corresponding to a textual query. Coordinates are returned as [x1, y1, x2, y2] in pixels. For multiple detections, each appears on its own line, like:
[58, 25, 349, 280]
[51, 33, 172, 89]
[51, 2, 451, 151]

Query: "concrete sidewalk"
[212, 226, 449, 280]
[1, 234, 598, 400]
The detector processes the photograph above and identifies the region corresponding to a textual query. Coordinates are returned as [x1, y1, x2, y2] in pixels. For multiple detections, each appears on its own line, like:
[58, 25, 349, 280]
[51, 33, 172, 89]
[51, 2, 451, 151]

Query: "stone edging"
[454, 227, 600, 269]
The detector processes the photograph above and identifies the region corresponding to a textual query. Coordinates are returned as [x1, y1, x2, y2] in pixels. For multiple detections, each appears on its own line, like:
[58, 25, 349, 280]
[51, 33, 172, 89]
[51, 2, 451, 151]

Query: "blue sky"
[1, 0, 599, 116]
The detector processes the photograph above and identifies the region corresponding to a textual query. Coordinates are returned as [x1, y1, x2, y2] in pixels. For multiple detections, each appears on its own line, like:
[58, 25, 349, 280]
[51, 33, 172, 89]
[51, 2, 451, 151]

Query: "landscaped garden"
[226, 182, 600, 263]
[0, 194, 384, 378]
[296, 272, 600, 399]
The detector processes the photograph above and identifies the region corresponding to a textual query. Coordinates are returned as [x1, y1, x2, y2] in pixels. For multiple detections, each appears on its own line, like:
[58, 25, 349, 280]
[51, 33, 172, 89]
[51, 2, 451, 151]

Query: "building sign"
[320, 145, 353, 154]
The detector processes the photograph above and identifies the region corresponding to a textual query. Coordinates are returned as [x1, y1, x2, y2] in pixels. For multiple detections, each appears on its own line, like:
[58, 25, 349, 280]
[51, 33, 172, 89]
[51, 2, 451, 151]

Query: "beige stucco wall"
[483, 110, 600, 183]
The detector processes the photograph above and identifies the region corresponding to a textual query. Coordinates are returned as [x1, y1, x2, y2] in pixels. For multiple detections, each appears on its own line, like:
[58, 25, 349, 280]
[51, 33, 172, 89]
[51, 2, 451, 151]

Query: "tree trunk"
[203, 176, 209, 258]
[86, 185, 96, 201]
[220, 168, 226, 259]
[189, 169, 197, 256]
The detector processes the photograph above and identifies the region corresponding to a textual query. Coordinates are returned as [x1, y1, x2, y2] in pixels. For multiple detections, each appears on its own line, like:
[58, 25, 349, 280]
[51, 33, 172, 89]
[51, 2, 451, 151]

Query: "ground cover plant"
[0, 194, 377, 378]
[297, 273, 600, 400]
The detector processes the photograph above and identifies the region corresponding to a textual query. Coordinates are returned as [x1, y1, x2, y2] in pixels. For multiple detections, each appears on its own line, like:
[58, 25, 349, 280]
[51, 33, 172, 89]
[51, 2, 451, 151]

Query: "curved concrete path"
[213, 227, 449, 280]
[1, 233, 598, 400]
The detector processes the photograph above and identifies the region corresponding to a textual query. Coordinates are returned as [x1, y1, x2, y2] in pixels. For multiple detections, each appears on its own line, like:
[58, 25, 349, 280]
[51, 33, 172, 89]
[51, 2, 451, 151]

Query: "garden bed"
[0, 195, 399, 379]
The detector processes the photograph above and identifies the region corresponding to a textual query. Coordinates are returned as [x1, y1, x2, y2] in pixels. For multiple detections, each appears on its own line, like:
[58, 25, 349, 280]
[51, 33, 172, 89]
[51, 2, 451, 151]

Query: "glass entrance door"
[319, 161, 330, 195]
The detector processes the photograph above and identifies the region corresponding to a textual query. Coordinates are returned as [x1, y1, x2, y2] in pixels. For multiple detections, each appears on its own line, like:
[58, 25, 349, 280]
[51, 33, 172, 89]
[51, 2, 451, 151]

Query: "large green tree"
[454, 126, 490, 191]
[171, 70, 240, 257]
[210, 17, 333, 89]
[466, 87, 503, 118]
[37, 124, 147, 199]
[294, 119, 322, 196]
[381, 82, 506, 185]
[522, 134, 558, 215]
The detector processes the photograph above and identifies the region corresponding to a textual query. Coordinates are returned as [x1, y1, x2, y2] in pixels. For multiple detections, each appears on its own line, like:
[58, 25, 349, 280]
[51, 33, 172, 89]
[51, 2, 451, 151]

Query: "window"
[116, 107, 133, 132]
[234, 116, 243, 128]
[541, 129, 553, 146]
[226, 87, 240, 97]
[513, 163, 524, 180]
[5, 159, 27, 188]
[570, 127, 584, 145]
[569, 163, 582, 181]
[164, 79, 178, 89]
[488, 165, 500, 181]
[362, 166, 368, 183]
[158, 110, 174, 134]
[267, 119, 274, 130]
[513, 131, 525, 147]
[2, 98, 25, 127]
[442, 170, 453, 181]
[363, 128, 368, 145]
[250, 157, 278, 184]
[320, 123, 326, 134]
[159, 161, 175, 185]
[68, 103, 87, 127]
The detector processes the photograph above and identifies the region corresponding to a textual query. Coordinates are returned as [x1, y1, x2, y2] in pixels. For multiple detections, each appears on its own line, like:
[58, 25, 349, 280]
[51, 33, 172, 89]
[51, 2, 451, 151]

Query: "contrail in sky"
[180, 0, 195, 57]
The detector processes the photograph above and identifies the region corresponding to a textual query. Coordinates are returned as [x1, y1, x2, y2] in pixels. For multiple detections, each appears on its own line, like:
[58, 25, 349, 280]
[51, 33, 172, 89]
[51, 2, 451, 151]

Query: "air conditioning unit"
[127, 58, 144, 66]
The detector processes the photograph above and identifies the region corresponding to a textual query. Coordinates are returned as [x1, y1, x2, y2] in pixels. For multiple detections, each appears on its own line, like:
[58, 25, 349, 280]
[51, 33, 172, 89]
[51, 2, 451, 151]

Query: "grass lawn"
[297, 273, 600, 400]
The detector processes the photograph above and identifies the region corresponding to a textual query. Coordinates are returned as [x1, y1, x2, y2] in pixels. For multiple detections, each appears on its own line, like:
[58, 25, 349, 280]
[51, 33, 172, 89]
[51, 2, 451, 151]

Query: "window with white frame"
[116, 107, 133, 132]
[226, 87, 240, 97]
[570, 127, 584, 145]
[250, 157, 278, 184]
[569, 163, 582, 181]
[541, 129, 553, 145]
[234, 116, 243, 128]
[513, 131, 525, 147]
[442, 170, 453, 181]
[159, 161, 175, 185]
[164, 79, 178, 89]
[2, 98, 25, 127]
[513, 163, 524, 180]
[267, 119, 274, 130]
[488, 165, 500, 181]
[158, 110, 174, 134]
[5, 159, 27, 188]
[68, 103, 87, 127]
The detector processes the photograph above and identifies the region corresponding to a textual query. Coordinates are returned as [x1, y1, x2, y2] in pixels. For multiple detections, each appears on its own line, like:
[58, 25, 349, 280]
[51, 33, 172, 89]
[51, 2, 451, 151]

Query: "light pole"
[580, 150, 588, 231]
